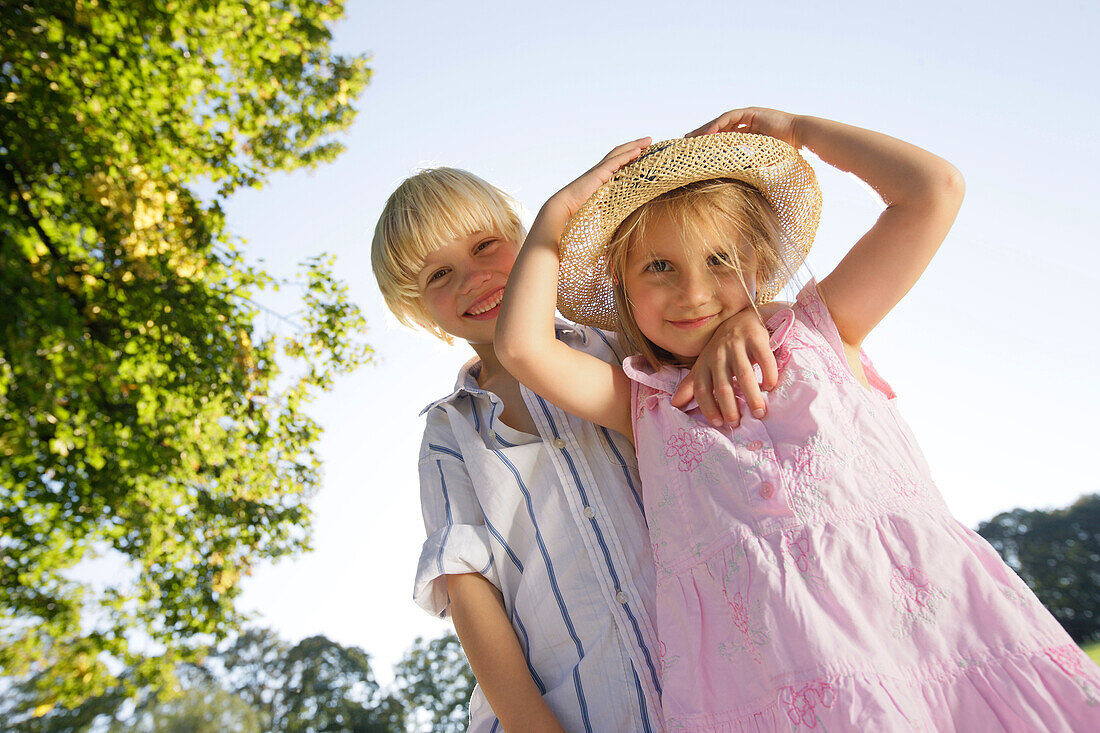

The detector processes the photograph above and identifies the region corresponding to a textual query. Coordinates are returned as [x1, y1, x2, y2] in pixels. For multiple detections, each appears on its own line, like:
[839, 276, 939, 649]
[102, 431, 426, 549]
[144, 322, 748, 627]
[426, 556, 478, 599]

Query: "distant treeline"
[976, 493, 1100, 644]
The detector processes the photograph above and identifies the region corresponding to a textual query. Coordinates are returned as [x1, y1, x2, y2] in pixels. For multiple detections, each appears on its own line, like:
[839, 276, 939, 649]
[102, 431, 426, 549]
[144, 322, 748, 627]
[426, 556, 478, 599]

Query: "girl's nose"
[676, 269, 713, 307]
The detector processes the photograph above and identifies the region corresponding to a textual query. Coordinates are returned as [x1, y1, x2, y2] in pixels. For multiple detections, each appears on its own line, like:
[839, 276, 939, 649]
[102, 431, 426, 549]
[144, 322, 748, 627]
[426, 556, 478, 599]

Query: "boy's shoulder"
[553, 319, 627, 365]
[418, 320, 625, 416]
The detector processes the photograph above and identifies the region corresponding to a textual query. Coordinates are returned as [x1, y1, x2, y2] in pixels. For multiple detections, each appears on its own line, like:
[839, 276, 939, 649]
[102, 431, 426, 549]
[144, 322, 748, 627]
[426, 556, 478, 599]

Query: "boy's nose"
[459, 268, 492, 294]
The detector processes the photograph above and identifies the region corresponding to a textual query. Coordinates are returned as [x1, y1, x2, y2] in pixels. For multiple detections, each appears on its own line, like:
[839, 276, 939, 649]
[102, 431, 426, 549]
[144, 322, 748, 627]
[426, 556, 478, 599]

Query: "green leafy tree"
[1, 629, 407, 732]
[977, 494, 1100, 643]
[273, 635, 405, 733]
[200, 628, 406, 732]
[0, 0, 372, 714]
[109, 665, 262, 733]
[393, 633, 476, 733]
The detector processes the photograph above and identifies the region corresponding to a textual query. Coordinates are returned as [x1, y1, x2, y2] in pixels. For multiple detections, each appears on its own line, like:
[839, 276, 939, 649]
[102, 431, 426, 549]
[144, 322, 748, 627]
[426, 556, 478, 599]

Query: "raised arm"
[690, 108, 964, 348]
[495, 140, 650, 440]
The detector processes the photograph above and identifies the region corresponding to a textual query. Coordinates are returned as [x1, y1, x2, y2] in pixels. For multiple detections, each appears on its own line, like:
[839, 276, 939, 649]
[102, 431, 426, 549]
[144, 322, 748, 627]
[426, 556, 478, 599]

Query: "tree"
[392, 633, 476, 733]
[273, 636, 405, 733]
[0, 0, 372, 712]
[0, 629, 407, 732]
[110, 665, 263, 733]
[977, 494, 1100, 643]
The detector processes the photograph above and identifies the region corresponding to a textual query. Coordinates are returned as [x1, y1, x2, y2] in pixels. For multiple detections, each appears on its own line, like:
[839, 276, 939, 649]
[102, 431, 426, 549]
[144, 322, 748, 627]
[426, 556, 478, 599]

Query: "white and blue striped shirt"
[414, 323, 662, 732]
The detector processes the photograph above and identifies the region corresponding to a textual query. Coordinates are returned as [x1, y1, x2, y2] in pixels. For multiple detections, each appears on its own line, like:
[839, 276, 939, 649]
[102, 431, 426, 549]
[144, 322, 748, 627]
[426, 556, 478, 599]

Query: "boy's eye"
[474, 238, 496, 253]
[426, 267, 450, 284]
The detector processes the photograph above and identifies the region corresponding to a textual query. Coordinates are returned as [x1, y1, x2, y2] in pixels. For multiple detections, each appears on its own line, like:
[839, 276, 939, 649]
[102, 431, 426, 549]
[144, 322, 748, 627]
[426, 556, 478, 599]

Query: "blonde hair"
[608, 179, 785, 368]
[371, 167, 525, 343]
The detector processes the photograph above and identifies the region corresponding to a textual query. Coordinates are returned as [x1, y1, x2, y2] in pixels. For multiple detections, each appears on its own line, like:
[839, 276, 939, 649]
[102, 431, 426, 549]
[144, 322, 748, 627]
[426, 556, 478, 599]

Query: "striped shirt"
[414, 323, 663, 732]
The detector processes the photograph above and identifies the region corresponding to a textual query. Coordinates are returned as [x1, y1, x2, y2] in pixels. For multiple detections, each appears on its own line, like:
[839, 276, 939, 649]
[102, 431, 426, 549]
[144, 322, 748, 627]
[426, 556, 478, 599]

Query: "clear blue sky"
[227, 0, 1100, 684]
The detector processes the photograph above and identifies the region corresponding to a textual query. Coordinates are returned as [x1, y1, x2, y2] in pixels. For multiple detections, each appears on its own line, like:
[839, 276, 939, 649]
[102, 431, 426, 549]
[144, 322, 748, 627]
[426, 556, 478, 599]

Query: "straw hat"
[557, 132, 822, 331]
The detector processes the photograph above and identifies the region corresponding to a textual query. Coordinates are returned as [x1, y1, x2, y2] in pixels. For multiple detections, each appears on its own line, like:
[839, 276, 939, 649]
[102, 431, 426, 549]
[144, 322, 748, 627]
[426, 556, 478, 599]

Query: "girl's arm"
[691, 108, 965, 348]
[447, 573, 565, 731]
[495, 140, 650, 440]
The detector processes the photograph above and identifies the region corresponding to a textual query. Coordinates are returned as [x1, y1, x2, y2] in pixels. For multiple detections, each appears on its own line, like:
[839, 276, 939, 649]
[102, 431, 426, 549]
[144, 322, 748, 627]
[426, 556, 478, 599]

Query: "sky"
[226, 0, 1100, 684]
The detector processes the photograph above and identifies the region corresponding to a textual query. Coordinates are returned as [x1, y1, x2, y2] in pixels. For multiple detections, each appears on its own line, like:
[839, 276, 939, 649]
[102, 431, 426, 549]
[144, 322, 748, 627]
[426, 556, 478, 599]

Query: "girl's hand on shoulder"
[687, 107, 801, 149]
[671, 307, 780, 427]
[542, 137, 651, 223]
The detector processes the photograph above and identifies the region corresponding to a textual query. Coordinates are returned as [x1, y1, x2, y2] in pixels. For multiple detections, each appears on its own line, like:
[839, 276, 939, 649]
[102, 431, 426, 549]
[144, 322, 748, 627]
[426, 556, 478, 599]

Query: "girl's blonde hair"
[607, 179, 785, 368]
[371, 167, 525, 343]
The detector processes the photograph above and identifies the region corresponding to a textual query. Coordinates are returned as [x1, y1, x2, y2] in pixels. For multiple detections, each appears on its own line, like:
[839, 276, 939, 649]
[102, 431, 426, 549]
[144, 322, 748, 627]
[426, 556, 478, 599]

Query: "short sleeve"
[794, 278, 848, 364]
[412, 416, 500, 618]
[579, 324, 629, 365]
[794, 279, 897, 400]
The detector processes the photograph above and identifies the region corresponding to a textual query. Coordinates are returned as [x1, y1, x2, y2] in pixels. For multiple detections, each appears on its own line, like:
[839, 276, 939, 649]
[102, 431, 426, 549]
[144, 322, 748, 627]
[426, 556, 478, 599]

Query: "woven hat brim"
[558, 132, 822, 332]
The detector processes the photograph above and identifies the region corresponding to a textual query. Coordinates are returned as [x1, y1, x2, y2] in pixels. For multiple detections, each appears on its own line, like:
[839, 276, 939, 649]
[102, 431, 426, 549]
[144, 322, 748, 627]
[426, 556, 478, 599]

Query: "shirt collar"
[420, 319, 582, 415]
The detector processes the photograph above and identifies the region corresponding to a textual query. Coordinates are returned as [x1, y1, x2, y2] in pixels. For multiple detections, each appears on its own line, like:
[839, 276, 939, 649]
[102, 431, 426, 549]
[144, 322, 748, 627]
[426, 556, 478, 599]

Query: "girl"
[496, 108, 1100, 730]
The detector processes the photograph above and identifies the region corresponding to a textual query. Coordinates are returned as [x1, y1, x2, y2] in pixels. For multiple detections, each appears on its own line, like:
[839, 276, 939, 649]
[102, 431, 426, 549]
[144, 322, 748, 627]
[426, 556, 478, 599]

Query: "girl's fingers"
[732, 350, 766, 419]
[685, 118, 719, 138]
[712, 378, 741, 428]
[692, 370, 724, 427]
[686, 109, 754, 138]
[751, 334, 779, 391]
[704, 349, 741, 426]
[602, 137, 651, 162]
[588, 138, 650, 181]
[671, 370, 695, 408]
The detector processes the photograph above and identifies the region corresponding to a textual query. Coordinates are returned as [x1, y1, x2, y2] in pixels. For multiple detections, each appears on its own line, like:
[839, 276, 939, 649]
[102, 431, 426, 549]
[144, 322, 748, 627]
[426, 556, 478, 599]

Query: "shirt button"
[759, 482, 774, 499]
[583, 506, 596, 519]
[552, 437, 566, 449]
[615, 590, 628, 604]
[748, 440, 763, 451]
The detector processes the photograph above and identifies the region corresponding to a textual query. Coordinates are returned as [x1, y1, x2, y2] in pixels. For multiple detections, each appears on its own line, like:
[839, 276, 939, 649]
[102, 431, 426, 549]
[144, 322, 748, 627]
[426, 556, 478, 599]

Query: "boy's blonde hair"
[371, 167, 525, 343]
[607, 179, 785, 368]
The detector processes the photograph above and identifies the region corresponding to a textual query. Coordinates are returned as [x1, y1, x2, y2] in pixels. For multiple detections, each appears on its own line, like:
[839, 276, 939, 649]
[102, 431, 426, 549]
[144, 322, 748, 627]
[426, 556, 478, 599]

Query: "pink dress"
[625, 280, 1100, 732]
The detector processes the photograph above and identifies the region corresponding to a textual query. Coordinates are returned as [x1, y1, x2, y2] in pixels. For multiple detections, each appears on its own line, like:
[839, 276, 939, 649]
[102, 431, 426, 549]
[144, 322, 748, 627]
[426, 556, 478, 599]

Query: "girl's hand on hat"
[546, 137, 651, 223]
[671, 306, 779, 427]
[687, 107, 802, 149]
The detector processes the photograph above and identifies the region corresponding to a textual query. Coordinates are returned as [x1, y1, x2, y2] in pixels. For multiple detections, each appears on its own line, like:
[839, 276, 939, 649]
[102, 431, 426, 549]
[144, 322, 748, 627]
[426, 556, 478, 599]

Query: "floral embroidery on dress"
[782, 317, 849, 388]
[885, 467, 923, 500]
[1046, 645, 1099, 705]
[999, 586, 1029, 605]
[779, 678, 837, 730]
[665, 426, 715, 472]
[651, 537, 673, 578]
[783, 529, 829, 593]
[890, 565, 949, 638]
[786, 530, 813, 572]
[782, 435, 841, 521]
[658, 639, 681, 676]
[635, 383, 662, 422]
[717, 589, 770, 665]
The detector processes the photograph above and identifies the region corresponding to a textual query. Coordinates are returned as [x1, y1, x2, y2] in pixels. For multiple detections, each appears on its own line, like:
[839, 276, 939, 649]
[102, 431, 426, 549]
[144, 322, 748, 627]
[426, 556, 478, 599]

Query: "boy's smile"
[464, 287, 506, 320]
[417, 230, 518, 344]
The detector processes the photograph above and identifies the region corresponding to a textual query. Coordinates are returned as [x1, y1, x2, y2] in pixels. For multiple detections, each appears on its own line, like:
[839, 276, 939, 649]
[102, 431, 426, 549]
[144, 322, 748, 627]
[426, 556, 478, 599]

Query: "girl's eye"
[708, 252, 734, 267]
[645, 259, 671, 273]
